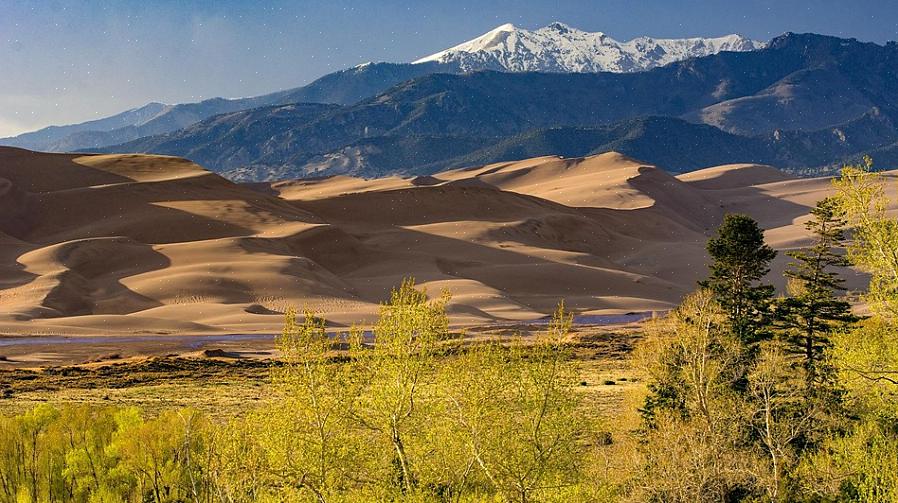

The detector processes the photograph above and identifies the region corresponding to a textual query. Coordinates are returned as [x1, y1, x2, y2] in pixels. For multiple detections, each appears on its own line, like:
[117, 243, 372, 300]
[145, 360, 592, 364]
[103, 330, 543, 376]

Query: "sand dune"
[1, 146, 895, 340]
[677, 163, 793, 189]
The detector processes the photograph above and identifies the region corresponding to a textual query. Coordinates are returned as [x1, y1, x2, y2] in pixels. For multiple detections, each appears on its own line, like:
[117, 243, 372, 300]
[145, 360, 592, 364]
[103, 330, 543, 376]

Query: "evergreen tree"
[777, 198, 858, 388]
[701, 214, 778, 344]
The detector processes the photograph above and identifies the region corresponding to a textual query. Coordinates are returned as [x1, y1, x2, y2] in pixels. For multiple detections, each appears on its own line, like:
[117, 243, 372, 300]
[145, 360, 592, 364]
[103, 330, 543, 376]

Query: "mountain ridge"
[98, 33, 898, 180]
[414, 21, 763, 73]
[1, 22, 764, 153]
[0, 62, 450, 152]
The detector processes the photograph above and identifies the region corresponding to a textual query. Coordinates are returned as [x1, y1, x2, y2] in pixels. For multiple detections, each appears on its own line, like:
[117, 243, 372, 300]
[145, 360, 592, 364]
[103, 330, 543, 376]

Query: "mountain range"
[100, 32, 898, 180]
[0, 23, 760, 154]
[0, 62, 450, 152]
[414, 22, 763, 72]
[3, 26, 898, 181]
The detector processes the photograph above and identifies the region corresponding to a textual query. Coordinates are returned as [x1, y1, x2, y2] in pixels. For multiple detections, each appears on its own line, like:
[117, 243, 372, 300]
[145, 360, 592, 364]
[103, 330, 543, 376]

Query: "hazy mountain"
[0, 102, 167, 151]
[113, 102, 342, 175]
[36, 97, 290, 152]
[0, 96, 289, 152]
[0, 62, 448, 152]
[100, 33, 898, 180]
[414, 22, 763, 73]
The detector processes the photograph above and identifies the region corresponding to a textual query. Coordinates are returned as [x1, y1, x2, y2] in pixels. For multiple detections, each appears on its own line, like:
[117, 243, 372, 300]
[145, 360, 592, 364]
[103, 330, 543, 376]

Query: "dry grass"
[0, 357, 271, 417]
[0, 323, 647, 424]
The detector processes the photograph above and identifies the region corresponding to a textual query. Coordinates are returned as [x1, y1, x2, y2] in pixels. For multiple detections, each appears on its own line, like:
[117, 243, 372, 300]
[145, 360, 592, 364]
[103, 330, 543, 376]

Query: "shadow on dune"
[0, 149, 263, 244]
[284, 165, 818, 315]
[293, 220, 687, 314]
[0, 147, 833, 324]
[0, 148, 319, 318]
[40, 238, 172, 317]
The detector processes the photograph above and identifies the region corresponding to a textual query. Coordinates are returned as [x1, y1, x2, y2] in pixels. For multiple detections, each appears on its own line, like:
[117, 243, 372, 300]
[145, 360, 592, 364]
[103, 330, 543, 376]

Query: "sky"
[2, 0, 898, 137]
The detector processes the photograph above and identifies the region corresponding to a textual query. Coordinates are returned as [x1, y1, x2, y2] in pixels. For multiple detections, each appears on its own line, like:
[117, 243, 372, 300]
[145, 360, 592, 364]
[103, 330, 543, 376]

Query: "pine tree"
[777, 198, 858, 388]
[701, 214, 778, 344]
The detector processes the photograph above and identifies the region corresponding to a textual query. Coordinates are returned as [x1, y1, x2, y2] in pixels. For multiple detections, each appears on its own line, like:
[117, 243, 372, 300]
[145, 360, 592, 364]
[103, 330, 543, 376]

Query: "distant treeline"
[1, 160, 896, 502]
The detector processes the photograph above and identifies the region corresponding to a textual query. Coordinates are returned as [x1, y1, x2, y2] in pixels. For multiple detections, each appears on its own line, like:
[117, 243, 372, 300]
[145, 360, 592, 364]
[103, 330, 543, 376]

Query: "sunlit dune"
[1, 147, 895, 337]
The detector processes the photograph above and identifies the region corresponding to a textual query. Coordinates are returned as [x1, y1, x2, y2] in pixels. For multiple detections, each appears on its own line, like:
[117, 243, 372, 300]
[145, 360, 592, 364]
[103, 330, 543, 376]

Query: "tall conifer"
[778, 198, 858, 387]
[701, 214, 778, 344]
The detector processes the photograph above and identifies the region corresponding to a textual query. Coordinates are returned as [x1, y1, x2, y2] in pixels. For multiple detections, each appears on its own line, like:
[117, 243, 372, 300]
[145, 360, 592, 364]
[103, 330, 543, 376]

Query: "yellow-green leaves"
[833, 157, 898, 318]
[443, 302, 583, 503]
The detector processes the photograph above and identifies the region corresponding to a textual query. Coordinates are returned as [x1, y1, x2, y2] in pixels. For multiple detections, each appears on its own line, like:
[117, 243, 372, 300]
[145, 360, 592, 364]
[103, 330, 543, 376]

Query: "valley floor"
[0, 322, 643, 419]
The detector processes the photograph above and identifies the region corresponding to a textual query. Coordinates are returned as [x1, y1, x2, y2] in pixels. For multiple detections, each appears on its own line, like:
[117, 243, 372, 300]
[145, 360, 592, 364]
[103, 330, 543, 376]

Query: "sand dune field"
[1, 147, 895, 345]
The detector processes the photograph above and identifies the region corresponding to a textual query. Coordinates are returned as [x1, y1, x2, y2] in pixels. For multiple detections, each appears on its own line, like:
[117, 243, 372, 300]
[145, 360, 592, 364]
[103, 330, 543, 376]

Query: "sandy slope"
[1, 147, 895, 342]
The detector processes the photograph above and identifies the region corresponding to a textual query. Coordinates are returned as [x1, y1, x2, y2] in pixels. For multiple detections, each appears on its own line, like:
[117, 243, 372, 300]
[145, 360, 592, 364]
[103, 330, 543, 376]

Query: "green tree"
[351, 278, 450, 495]
[798, 419, 898, 503]
[796, 158, 898, 503]
[57, 406, 119, 500]
[747, 341, 823, 500]
[209, 310, 362, 502]
[0, 405, 210, 503]
[0, 404, 65, 503]
[701, 214, 778, 344]
[445, 303, 583, 503]
[833, 156, 898, 319]
[831, 159, 898, 410]
[634, 291, 760, 501]
[264, 309, 357, 501]
[777, 198, 858, 388]
[106, 408, 208, 502]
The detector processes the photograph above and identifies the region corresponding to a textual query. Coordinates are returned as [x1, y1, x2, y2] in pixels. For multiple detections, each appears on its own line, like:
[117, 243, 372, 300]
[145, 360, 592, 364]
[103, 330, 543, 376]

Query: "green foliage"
[798, 420, 898, 502]
[635, 290, 762, 501]
[830, 159, 898, 413]
[830, 318, 898, 421]
[632, 160, 896, 502]
[443, 303, 583, 503]
[204, 280, 585, 502]
[636, 285, 852, 501]
[0, 405, 209, 503]
[776, 197, 858, 389]
[701, 213, 778, 344]
[833, 156, 898, 318]
[638, 290, 745, 426]
[746, 341, 826, 500]
[350, 277, 451, 495]
[791, 158, 898, 503]
[2, 171, 896, 503]
[212, 308, 359, 501]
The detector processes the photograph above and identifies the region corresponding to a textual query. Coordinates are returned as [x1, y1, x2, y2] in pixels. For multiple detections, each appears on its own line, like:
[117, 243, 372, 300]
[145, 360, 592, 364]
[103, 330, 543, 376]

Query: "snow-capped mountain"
[414, 22, 765, 73]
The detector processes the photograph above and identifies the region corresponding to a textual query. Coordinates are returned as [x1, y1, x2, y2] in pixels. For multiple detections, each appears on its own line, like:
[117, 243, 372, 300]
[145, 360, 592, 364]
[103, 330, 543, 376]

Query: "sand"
[1, 147, 896, 350]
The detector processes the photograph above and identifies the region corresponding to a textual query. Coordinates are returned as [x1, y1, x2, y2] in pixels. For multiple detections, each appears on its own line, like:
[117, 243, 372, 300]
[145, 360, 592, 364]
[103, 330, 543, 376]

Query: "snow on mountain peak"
[542, 21, 574, 32]
[413, 22, 765, 73]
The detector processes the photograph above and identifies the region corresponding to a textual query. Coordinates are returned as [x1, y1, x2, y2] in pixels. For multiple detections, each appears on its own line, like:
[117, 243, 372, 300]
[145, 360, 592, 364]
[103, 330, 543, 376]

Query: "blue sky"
[2, 0, 897, 136]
